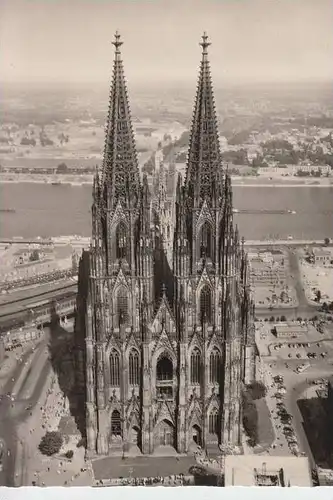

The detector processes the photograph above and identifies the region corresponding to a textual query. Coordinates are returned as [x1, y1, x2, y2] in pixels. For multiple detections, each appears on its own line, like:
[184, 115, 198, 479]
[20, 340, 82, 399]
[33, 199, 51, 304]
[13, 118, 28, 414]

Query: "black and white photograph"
[0, 0, 333, 490]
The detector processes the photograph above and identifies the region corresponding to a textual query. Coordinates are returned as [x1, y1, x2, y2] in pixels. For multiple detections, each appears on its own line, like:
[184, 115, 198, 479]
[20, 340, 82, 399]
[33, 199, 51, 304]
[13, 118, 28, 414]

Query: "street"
[262, 356, 333, 469]
[0, 333, 51, 486]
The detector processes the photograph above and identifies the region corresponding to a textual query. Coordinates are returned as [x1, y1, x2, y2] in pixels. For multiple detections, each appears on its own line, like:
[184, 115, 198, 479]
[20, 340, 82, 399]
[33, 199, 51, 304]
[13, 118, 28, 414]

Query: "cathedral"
[75, 32, 256, 457]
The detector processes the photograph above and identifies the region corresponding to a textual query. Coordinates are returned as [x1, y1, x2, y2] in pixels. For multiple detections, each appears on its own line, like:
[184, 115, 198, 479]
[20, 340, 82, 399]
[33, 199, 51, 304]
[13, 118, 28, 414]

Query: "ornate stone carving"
[79, 32, 254, 457]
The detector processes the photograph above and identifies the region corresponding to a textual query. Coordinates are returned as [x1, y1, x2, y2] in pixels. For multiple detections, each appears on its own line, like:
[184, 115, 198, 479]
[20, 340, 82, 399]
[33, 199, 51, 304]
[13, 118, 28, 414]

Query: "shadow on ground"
[298, 397, 332, 468]
[254, 397, 275, 451]
[47, 301, 85, 440]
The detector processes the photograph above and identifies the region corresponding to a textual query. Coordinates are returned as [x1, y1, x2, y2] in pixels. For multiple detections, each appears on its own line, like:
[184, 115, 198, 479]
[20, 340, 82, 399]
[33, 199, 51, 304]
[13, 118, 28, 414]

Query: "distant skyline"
[1, 0, 333, 86]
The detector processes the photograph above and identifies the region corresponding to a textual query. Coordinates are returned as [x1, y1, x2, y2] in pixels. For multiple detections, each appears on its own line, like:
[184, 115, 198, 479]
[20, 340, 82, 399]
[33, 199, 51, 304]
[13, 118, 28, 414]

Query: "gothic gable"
[196, 199, 214, 228]
[196, 265, 214, 291]
[189, 329, 203, 350]
[106, 332, 122, 352]
[125, 328, 141, 351]
[126, 394, 140, 425]
[112, 267, 130, 292]
[152, 294, 176, 334]
[187, 396, 203, 426]
[109, 200, 129, 229]
[207, 331, 221, 351]
[152, 326, 176, 357]
[206, 390, 220, 412]
[154, 400, 175, 427]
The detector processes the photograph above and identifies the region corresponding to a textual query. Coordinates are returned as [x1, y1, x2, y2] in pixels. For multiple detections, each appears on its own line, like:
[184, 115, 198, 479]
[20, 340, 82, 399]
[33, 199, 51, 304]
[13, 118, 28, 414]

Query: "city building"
[2, 325, 42, 350]
[75, 33, 255, 458]
[311, 247, 332, 266]
[274, 322, 308, 339]
[224, 455, 312, 487]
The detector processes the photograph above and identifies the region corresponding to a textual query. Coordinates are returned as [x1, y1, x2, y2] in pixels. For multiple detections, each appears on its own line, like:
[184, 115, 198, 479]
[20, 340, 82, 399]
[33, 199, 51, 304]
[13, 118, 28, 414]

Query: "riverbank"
[1, 183, 332, 241]
[1, 173, 333, 188]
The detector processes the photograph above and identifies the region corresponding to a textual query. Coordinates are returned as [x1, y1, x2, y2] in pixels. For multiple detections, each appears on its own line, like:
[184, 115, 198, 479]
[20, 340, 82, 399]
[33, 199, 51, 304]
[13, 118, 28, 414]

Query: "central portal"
[155, 419, 175, 447]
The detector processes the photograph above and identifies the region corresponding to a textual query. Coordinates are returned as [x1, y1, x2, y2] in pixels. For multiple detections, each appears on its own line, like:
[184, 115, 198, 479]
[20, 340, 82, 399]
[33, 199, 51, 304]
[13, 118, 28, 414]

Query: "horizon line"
[1, 78, 333, 88]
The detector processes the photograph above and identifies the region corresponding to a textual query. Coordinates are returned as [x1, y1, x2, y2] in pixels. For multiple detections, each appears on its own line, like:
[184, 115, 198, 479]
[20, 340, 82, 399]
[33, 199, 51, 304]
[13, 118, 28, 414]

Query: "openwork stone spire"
[185, 32, 222, 204]
[101, 32, 140, 207]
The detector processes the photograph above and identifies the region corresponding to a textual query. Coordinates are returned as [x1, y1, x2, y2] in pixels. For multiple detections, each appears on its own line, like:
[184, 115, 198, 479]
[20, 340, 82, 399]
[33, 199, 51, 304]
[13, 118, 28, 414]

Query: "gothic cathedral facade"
[75, 32, 256, 457]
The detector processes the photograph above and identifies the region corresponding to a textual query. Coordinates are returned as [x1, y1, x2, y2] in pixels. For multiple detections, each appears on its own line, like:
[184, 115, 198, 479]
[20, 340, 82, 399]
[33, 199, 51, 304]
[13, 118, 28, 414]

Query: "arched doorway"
[110, 409, 122, 442]
[192, 425, 202, 446]
[129, 425, 141, 448]
[155, 419, 175, 447]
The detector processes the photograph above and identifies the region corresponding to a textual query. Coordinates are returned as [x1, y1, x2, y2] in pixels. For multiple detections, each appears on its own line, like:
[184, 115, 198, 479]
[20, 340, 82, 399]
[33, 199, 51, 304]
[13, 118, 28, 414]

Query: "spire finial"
[112, 31, 123, 53]
[200, 31, 211, 55]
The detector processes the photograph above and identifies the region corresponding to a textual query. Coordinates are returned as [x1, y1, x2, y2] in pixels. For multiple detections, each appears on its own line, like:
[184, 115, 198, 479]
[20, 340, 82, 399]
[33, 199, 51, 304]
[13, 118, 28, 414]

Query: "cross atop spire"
[200, 32, 211, 55]
[112, 31, 123, 53]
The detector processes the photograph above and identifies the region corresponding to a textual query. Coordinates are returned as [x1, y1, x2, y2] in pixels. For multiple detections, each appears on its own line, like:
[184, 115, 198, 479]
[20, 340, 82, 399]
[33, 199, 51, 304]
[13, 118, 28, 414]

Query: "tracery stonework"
[74, 32, 256, 457]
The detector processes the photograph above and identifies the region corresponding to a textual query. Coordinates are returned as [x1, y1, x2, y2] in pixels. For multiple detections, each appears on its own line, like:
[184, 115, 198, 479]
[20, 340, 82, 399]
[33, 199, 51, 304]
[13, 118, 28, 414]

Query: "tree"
[56, 162, 68, 174]
[247, 381, 267, 400]
[280, 315, 287, 322]
[39, 431, 63, 456]
[29, 249, 40, 262]
[324, 237, 330, 246]
[65, 450, 74, 459]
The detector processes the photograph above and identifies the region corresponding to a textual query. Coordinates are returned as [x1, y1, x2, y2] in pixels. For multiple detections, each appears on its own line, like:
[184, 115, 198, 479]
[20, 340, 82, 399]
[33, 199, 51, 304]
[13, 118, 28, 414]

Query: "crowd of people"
[99, 473, 193, 487]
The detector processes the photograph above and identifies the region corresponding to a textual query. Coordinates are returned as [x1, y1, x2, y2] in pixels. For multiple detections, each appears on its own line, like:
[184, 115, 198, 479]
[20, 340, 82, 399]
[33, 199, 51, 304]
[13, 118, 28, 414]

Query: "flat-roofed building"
[224, 455, 312, 487]
[311, 248, 332, 266]
[274, 322, 308, 339]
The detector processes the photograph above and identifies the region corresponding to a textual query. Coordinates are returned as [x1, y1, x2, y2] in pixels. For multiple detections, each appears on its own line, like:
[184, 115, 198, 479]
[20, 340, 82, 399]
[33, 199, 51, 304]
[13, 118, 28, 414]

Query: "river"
[0, 183, 332, 240]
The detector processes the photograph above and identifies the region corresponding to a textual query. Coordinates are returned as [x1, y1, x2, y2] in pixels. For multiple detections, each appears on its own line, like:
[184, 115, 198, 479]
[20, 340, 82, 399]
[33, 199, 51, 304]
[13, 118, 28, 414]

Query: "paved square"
[92, 456, 196, 480]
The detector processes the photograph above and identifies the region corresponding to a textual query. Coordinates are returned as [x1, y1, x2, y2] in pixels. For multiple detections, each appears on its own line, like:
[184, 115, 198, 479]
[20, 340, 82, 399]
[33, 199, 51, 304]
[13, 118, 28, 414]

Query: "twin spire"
[102, 31, 222, 208]
[101, 31, 140, 208]
[185, 32, 222, 203]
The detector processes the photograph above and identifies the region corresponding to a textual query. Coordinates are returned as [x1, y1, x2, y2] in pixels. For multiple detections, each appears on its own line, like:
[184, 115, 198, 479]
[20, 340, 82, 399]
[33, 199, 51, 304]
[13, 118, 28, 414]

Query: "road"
[265, 357, 333, 469]
[0, 333, 51, 486]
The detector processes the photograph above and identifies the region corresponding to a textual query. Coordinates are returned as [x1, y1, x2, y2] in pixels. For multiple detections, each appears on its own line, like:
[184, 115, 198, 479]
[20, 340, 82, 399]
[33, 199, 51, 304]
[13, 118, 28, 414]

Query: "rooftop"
[312, 248, 331, 256]
[224, 455, 312, 487]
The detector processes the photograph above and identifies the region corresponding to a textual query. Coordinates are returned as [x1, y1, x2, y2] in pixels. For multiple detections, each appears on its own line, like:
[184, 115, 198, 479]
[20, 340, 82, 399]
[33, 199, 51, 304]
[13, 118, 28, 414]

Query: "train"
[0, 291, 77, 332]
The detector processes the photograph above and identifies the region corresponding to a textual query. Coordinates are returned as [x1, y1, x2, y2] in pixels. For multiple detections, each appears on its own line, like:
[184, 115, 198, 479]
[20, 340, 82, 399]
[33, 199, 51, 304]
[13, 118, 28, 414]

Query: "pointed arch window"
[199, 222, 213, 259]
[200, 285, 212, 323]
[117, 287, 129, 327]
[208, 408, 219, 435]
[209, 348, 221, 383]
[111, 409, 122, 436]
[110, 350, 120, 386]
[129, 350, 140, 386]
[190, 348, 201, 384]
[116, 222, 127, 259]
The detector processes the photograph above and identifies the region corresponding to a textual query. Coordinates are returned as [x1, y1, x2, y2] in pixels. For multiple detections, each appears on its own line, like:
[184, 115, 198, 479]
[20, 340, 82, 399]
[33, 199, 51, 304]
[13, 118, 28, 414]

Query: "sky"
[1, 0, 333, 85]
